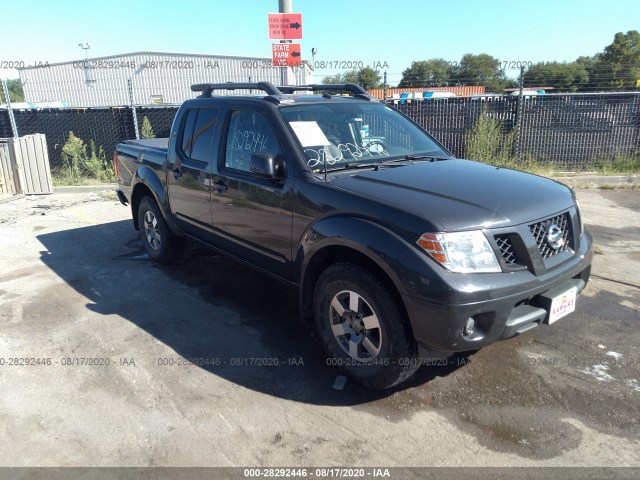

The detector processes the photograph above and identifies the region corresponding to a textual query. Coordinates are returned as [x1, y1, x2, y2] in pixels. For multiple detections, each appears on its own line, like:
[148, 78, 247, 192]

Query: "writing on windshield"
[280, 103, 446, 170]
[303, 142, 390, 168]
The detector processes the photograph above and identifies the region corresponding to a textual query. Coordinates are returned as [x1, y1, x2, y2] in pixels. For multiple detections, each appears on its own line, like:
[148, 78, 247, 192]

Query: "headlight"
[417, 231, 501, 273]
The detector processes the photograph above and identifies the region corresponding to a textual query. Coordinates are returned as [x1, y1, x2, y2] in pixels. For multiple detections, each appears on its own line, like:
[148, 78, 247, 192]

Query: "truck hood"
[330, 159, 575, 232]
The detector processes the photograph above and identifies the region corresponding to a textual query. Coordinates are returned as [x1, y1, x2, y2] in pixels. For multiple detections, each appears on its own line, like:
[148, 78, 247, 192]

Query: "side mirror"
[250, 153, 286, 182]
[249, 153, 275, 179]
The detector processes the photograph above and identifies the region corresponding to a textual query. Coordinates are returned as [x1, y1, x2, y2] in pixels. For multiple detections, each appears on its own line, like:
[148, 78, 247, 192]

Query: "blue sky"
[1, 0, 639, 83]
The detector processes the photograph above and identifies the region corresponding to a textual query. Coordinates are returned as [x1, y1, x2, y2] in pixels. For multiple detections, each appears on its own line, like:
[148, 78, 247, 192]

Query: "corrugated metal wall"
[0, 140, 16, 194]
[0, 134, 53, 195]
[11, 134, 53, 194]
[20, 52, 313, 107]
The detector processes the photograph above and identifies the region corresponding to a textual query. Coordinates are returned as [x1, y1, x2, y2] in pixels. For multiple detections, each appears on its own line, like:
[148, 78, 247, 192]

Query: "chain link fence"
[390, 93, 640, 169]
[1, 83, 639, 173]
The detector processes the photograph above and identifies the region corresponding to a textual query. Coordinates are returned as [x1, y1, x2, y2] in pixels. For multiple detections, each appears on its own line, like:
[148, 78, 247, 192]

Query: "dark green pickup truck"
[115, 82, 593, 389]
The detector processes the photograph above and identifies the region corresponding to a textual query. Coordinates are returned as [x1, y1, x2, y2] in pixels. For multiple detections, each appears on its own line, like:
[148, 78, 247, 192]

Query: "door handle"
[172, 168, 182, 180]
[215, 179, 228, 193]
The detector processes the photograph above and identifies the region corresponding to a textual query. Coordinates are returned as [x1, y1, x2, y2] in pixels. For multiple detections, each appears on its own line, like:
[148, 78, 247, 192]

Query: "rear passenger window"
[181, 109, 198, 157]
[180, 108, 219, 161]
[190, 109, 219, 162]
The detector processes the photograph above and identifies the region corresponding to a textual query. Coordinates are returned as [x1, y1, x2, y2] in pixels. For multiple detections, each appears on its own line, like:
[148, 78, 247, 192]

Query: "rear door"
[209, 108, 294, 280]
[167, 107, 220, 237]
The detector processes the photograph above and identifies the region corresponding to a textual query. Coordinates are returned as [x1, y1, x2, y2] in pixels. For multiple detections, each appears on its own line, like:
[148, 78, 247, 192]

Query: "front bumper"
[403, 230, 593, 352]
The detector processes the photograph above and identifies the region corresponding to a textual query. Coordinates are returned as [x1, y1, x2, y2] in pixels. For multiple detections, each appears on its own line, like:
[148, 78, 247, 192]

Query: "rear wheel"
[137, 196, 184, 264]
[313, 263, 418, 389]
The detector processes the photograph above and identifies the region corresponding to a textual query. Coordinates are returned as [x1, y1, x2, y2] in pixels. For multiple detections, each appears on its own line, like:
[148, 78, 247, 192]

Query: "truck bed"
[121, 138, 169, 150]
[116, 138, 169, 191]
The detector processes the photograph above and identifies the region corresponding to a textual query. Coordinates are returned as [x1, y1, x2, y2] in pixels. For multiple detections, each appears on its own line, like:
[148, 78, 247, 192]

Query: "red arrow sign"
[268, 13, 303, 40]
[272, 43, 301, 67]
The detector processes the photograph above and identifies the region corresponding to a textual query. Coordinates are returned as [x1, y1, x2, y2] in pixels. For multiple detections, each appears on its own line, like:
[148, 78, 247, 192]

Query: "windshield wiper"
[323, 155, 447, 174]
[383, 154, 451, 164]
[407, 154, 450, 161]
[324, 161, 387, 172]
[324, 162, 357, 172]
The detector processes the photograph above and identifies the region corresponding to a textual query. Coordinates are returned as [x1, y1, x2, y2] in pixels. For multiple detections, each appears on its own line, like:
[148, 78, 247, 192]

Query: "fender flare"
[131, 166, 183, 236]
[296, 215, 426, 326]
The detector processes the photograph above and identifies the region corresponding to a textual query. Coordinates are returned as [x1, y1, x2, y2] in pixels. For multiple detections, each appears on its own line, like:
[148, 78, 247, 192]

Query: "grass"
[52, 173, 113, 186]
[593, 154, 640, 175]
[471, 156, 564, 177]
[465, 113, 640, 177]
[473, 155, 640, 178]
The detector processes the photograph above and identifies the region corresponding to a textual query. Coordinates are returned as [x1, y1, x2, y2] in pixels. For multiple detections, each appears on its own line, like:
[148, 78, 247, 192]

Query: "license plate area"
[548, 286, 577, 324]
[532, 280, 583, 325]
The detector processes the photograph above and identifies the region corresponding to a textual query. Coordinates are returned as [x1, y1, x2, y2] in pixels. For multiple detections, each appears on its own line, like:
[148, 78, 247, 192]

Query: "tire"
[137, 196, 184, 264]
[313, 263, 419, 389]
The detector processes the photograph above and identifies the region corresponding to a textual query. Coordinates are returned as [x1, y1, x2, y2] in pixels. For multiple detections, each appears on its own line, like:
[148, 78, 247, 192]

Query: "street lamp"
[311, 48, 317, 83]
[78, 42, 91, 57]
[78, 42, 94, 86]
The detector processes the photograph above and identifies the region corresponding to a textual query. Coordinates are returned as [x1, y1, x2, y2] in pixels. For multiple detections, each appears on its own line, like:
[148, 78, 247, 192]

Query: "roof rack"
[191, 82, 282, 97]
[190, 82, 375, 102]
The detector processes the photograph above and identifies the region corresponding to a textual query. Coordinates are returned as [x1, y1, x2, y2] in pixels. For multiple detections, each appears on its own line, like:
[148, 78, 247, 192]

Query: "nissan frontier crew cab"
[114, 82, 593, 389]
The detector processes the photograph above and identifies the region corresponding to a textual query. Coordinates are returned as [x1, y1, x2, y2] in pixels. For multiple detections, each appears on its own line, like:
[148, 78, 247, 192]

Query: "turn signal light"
[416, 233, 447, 264]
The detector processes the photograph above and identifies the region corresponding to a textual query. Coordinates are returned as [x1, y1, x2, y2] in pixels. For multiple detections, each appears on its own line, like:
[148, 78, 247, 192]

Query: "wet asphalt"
[0, 188, 638, 468]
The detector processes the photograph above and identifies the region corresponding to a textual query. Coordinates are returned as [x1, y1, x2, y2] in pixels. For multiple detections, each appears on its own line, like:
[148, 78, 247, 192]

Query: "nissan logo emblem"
[546, 224, 564, 249]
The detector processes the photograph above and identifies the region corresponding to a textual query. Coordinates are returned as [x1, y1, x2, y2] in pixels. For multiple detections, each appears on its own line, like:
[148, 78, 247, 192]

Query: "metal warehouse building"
[18, 51, 313, 107]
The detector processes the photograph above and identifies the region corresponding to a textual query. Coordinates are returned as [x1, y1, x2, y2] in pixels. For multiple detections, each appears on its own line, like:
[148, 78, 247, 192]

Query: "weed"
[141, 116, 156, 139]
[465, 110, 515, 168]
[52, 132, 115, 185]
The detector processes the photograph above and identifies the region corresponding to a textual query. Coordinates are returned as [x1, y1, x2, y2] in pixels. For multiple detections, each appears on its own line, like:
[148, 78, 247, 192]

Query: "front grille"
[529, 213, 571, 259]
[494, 235, 518, 264]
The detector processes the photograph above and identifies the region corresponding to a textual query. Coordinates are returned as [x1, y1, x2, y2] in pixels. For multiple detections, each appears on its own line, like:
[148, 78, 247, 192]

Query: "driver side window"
[225, 110, 278, 172]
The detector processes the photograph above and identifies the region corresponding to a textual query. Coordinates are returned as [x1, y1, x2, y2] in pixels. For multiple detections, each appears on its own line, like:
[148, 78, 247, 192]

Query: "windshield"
[279, 102, 449, 171]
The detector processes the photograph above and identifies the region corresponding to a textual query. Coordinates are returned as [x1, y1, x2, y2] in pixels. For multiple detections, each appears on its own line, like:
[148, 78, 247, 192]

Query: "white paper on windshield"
[289, 121, 330, 147]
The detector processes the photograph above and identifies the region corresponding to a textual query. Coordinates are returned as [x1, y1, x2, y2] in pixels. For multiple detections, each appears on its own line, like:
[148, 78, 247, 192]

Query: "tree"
[594, 30, 640, 90]
[524, 61, 590, 92]
[141, 116, 155, 139]
[398, 59, 453, 87]
[321, 70, 357, 85]
[602, 30, 640, 65]
[453, 54, 507, 92]
[0, 79, 24, 103]
[321, 68, 380, 89]
[356, 66, 382, 89]
[321, 73, 344, 84]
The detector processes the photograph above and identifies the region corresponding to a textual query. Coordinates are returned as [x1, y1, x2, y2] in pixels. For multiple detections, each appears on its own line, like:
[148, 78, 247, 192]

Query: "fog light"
[464, 317, 476, 336]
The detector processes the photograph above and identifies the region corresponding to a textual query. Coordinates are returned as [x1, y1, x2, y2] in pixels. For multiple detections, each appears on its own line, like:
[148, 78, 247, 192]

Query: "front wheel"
[137, 196, 184, 264]
[313, 263, 418, 389]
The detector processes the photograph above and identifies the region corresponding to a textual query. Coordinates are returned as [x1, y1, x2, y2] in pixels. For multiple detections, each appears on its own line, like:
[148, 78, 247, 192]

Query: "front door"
[210, 109, 294, 280]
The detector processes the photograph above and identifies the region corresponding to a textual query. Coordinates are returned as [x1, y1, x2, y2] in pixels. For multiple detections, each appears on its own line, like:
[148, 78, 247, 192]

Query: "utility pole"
[514, 65, 525, 163]
[383, 71, 388, 103]
[279, 0, 292, 86]
[128, 78, 140, 140]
